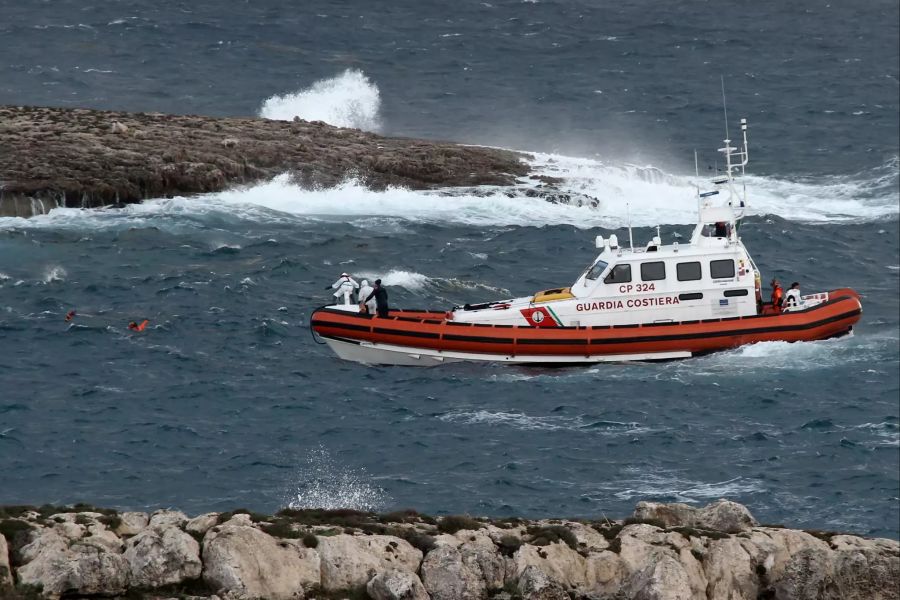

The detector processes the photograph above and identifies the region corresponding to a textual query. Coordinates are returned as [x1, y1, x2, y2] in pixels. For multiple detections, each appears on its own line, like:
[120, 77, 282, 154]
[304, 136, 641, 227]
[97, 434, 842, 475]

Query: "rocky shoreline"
[0, 105, 530, 218]
[0, 500, 896, 600]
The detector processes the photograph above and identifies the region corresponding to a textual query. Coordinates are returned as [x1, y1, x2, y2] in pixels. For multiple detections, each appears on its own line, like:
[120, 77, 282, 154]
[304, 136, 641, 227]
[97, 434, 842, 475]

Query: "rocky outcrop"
[202, 521, 319, 599]
[0, 500, 896, 599]
[0, 105, 530, 217]
[367, 569, 430, 600]
[0, 533, 12, 587]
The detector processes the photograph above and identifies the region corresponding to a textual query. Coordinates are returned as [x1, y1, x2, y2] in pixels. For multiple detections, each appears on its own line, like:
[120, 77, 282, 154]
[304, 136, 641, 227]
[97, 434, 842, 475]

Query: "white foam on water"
[199, 154, 899, 228]
[1, 152, 895, 231]
[212, 173, 610, 228]
[259, 69, 382, 132]
[688, 334, 896, 375]
[439, 410, 653, 436]
[286, 447, 389, 512]
[357, 269, 431, 291]
[439, 410, 580, 431]
[526, 152, 900, 225]
[605, 473, 766, 503]
[41, 266, 67, 284]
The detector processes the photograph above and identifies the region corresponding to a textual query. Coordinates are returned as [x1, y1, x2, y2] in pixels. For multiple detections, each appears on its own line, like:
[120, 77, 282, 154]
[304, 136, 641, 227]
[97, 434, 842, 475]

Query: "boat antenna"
[720, 75, 730, 141]
[627, 201, 634, 252]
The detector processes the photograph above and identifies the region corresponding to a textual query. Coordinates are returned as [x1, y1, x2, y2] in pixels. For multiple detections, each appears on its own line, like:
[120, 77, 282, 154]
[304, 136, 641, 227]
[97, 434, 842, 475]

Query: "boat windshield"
[585, 259, 608, 280]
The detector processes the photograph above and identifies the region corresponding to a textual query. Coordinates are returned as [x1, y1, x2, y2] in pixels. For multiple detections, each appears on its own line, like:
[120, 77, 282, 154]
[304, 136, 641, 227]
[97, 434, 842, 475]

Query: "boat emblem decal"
[521, 306, 560, 327]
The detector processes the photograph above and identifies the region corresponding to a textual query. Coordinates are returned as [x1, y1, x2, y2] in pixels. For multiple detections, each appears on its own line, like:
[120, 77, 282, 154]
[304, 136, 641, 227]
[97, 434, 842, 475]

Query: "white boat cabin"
[451, 218, 761, 327]
[451, 117, 770, 328]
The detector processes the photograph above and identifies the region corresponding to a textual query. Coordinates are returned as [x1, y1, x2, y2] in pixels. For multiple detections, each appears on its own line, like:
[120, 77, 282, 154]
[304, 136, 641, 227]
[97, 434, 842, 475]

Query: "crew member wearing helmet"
[327, 272, 359, 305]
[358, 279, 375, 314]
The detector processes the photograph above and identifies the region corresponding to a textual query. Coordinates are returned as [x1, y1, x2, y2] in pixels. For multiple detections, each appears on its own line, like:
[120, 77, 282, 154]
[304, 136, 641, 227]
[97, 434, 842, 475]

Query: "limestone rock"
[318, 534, 422, 591]
[84, 523, 125, 552]
[366, 569, 430, 600]
[829, 535, 900, 600]
[632, 501, 699, 528]
[622, 555, 695, 600]
[149, 509, 189, 530]
[202, 523, 318, 599]
[186, 512, 219, 536]
[117, 512, 149, 536]
[584, 551, 626, 596]
[125, 526, 202, 588]
[0, 105, 529, 218]
[517, 565, 569, 600]
[513, 541, 589, 589]
[0, 533, 12, 587]
[703, 537, 759, 600]
[565, 520, 610, 553]
[420, 545, 475, 600]
[747, 528, 832, 585]
[421, 533, 507, 600]
[632, 499, 757, 533]
[617, 524, 707, 599]
[16, 527, 129, 598]
[695, 500, 758, 533]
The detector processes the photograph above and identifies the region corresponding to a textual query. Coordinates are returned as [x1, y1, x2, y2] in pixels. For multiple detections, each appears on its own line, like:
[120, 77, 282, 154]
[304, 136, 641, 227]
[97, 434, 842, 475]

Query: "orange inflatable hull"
[311, 289, 861, 362]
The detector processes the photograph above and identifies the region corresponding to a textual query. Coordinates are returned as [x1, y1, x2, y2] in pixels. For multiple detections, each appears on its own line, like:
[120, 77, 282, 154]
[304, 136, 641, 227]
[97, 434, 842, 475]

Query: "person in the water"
[128, 320, 149, 332]
[364, 279, 390, 318]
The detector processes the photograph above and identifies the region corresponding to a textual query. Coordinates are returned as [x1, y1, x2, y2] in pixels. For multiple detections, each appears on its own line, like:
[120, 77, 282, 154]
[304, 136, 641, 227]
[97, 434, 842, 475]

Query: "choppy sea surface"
[1, 0, 898, 537]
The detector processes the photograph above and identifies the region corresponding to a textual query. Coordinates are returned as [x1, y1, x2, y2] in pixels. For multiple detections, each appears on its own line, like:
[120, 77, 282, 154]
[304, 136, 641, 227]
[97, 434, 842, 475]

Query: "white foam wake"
[259, 69, 382, 132]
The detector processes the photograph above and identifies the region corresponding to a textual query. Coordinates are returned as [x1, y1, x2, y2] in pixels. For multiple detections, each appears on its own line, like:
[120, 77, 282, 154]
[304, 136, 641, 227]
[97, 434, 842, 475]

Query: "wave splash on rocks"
[285, 447, 390, 512]
[259, 69, 383, 132]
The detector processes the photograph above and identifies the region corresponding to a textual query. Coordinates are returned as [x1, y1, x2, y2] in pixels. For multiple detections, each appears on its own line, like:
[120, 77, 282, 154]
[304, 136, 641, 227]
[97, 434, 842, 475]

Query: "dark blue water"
[1, 0, 898, 537]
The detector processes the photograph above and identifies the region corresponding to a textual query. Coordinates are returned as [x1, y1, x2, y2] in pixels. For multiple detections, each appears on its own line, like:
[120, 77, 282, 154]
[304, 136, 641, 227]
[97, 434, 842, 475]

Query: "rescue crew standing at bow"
[327, 272, 359, 305]
[770, 278, 784, 312]
[358, 279, 375, 314]
[365, 279, 390, 318]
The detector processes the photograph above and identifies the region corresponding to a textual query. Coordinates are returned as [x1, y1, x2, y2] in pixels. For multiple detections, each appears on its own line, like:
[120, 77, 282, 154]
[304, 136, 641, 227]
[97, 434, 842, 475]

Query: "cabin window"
[604, 264, 632, 284]
[585, 259, 608, 281]
[640, 261, 666, 281]
[710, 259, 735, 279]
[677, 261, 702, 281]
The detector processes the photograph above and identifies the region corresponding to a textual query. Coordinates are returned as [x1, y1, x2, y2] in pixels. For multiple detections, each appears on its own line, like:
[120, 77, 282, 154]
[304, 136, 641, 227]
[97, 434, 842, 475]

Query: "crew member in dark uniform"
[365, 279, 390, 318]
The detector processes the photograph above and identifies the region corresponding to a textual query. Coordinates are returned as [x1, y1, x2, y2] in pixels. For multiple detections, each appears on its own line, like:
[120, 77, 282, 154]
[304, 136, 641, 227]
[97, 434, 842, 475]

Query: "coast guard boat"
[311, 118, 862, 365]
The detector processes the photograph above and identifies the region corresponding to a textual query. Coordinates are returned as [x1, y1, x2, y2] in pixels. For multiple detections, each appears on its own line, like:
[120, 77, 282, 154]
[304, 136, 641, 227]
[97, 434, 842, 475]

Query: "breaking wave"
[259, 69, 382, 132]
[2, 156, 895, 231]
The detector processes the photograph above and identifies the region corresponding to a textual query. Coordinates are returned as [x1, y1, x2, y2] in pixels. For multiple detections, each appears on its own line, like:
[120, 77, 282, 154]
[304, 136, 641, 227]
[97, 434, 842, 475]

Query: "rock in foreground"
[0, 105, 529, 217]
[0, 500, 897, 599]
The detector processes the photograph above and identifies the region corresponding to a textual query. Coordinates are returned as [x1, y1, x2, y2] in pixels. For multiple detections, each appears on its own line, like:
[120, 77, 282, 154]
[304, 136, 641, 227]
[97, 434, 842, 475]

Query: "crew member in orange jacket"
[770, 279, 784, 312]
